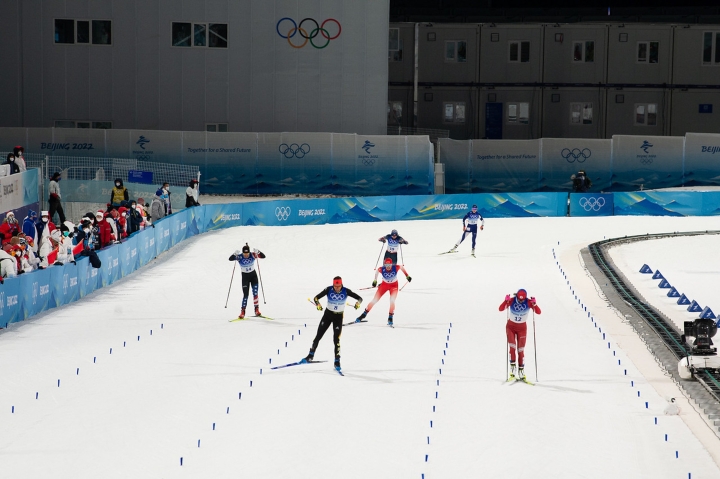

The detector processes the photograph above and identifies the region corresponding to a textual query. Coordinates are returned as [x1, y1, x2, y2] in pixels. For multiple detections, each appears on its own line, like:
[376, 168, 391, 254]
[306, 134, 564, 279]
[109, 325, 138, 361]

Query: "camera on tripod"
[682, 318, 718, 356]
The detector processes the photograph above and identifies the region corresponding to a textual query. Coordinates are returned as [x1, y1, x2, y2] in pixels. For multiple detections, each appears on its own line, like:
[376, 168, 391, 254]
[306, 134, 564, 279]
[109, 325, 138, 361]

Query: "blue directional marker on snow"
[699, 307, 716, 320]
[677, 294, 690, 305]
[639, 264, 653, 274]
[658, 279, 671, 289]
[666, 287, 680, 298]
[652, 270, 664, 280]
[687, 300, 702, 313]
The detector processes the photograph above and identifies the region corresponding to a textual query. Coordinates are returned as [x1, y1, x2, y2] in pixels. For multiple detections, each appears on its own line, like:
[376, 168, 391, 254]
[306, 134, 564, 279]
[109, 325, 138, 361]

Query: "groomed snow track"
[584, 230, 720, 436]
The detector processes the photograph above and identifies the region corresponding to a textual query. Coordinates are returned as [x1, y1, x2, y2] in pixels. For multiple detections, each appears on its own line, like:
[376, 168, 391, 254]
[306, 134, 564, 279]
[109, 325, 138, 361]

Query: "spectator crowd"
[0, 159, 201, 281]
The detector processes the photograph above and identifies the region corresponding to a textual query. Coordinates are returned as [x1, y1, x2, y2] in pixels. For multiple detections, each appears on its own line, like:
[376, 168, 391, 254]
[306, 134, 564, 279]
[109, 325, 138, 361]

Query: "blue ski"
[343, 319, 368, 326]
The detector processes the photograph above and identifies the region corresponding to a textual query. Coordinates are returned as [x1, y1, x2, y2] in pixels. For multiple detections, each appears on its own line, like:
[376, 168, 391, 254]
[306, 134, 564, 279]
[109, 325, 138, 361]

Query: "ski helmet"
[242, 245, 250, 253]
[516, 289, 527, 301]
[391, 229, 398, 236]
[384, 257, 393, 265]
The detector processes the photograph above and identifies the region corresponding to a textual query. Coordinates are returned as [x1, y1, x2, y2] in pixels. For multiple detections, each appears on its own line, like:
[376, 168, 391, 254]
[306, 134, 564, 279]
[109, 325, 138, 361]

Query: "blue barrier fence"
[2, 191, 719, 328]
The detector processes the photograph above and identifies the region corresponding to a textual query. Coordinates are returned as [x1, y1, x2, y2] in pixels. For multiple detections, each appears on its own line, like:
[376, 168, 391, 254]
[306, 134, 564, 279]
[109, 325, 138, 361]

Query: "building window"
[507, 103, 530, 124]
[634, 104, 658, 126]
[702, 32, 720, 65]
[54, 120, 112, 129]
[570, 103, 593, 125]
[389, 29, 403, 62]
[637, 41, 659, 64]
[509, 41, 530, 63]
[445, 41, 467, 63]
[173, 23, 228, 48]
[443, 102, 466, 123]
[55, 19, 112, 45]
[572, 41, 594, 62]
[206, 123, 228, 132]
[387, 102, 403, 125]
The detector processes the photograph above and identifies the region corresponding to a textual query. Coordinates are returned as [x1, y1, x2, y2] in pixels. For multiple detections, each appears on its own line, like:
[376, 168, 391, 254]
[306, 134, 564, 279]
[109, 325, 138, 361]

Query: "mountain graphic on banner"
[328, 205, 381, 224]
[479, 200, 539, 218]
[615, 199, 684, 217]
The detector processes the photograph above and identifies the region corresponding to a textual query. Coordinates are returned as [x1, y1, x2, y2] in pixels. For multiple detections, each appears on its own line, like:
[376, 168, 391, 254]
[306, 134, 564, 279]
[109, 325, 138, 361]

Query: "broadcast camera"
[682, 318, 718, 356]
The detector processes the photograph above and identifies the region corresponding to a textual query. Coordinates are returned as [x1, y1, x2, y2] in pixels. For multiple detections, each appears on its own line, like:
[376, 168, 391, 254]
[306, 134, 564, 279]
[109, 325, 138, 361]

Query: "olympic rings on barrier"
[279, 143, 310, 159]
[362, 158, 376, 166]
[276, 18, 341, 49]
[640, 158, 653, 165]
[561, 148, 591, 163]
[275, 206, 291, 221]
[578, 197, 606, 212]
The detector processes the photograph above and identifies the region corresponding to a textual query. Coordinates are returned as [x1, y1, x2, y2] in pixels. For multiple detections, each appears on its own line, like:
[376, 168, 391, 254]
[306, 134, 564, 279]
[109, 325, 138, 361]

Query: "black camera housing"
[683, 318, 718, 356]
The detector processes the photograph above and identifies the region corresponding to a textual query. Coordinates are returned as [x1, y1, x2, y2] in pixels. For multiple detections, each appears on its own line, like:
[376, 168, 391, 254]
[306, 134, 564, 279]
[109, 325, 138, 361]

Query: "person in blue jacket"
[449, 205, 484, 255]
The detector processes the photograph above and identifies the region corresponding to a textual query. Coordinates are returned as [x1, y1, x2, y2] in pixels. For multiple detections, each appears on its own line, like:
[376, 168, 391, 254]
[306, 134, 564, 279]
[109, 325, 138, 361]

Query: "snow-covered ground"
[1, 215, 720, 478]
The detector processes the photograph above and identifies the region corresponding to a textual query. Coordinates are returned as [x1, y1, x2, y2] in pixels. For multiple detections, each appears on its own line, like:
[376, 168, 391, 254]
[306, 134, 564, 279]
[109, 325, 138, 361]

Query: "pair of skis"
[271, 359, 344, 376]
[439, 249, 476, 257]
[229, 314, 274, 322]
[506, 374, 534, 385]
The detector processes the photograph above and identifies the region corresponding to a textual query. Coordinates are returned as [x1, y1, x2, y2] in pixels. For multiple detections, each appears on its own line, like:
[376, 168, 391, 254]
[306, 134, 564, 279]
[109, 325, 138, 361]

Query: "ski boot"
[334, 358, 341, 371]
[254, 306, 262, 317]
[450, 244, 458, 252]
[300, 351, 315, 364]
[387, 313, 394, 327]
[355, 310, 368, 323]
[238, 308, 246, 319]
[471, 248, 475, 256]
[508, 363, 516, 380]
[518, 367, 526, 380]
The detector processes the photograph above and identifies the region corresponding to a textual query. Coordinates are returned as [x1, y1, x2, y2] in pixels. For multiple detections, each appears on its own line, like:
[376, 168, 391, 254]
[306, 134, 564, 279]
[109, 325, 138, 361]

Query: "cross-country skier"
[448, 204, 484, 255]
[355, 257, 411, 327]
[228, 244, 266, 319]
[302, 276, 363, 372]
[499, 288, 541, 380]
[379, 229, 408, 265]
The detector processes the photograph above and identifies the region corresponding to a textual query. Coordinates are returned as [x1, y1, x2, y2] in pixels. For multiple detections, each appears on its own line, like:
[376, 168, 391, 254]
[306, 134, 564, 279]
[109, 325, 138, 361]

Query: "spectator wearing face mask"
[127, 200, 142, 234]
[151, 190, 166, 222]
[35, 211, 56, 264]
[0, 212, 20, 245]
[161, 182, 172, 215]
[186, 179, 200, 207]
[4, 153, 19, 175]
[48, 172, 66, 226]
[110, 178, 129, 207]
[13, 146, 27, 172]
[98, 211, 115, 248]
[117, 206, 129, 238]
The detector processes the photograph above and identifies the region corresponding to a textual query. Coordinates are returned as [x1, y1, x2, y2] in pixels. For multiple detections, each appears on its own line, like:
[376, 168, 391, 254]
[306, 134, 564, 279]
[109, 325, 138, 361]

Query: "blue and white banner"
[570, 193, 614, 217]
[0, 169, 39, 213]
[612, 135, 684, 190]
[540, 138, 612, 191]
[0, 277, 22, 328]
[614, 191, 720, 216]
[683, 133, 720, 187]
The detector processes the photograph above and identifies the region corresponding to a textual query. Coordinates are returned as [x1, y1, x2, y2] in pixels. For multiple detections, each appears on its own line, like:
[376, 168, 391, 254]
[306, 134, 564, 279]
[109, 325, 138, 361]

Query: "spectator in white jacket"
[0, 245, 17, 279]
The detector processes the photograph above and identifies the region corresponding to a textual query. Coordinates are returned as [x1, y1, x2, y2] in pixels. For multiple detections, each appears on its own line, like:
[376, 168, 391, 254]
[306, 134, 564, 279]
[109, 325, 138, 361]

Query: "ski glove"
[480, 225, 484, 231]
[529, 297, 537, 307]
[379, 237, 386, 243]
[315, 301, 323, 311]
[406, 276, 412, 282]
[354, 301, 361, 310]
[372, 280, 377, 287]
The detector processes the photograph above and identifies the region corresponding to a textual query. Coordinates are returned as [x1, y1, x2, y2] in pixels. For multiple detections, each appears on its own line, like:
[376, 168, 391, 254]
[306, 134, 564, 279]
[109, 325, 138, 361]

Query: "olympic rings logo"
[279, 143, 310, 159]
[362, 158, 375, 166]
[561, 148, 591, 163]
[578, 197, 606, 212]
[275, 206, 291, 221]
[329, 293, 344, 301]
[276, 18, 342, 49]
[512, 302, 527, 312]
[136, 155, 151, 161]
[640, 158, 653, 165]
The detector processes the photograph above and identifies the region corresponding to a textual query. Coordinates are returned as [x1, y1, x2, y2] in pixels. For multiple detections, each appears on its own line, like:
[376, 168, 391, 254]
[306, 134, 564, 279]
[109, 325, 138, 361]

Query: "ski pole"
[506, 309, 510, 379]
[374, 242, 385, 269]
[400, 243, 405, 265]
[224, 262, 236, 308]
[255, 251, 266, 304]
[532, 309, 538, 382]
[358, 285, 377, 291]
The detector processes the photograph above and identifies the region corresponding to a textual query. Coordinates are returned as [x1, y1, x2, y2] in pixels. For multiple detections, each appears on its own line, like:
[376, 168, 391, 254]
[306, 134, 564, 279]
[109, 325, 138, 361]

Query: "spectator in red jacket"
[0, 212, 20, 245]
[98, 211, 115, 248]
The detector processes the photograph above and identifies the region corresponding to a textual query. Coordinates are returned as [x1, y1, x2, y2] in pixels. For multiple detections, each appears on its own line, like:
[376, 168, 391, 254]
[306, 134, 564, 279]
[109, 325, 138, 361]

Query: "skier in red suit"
[499, 288, 541, 380]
